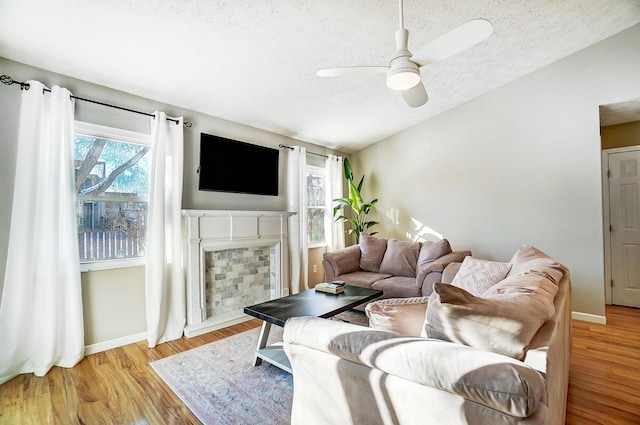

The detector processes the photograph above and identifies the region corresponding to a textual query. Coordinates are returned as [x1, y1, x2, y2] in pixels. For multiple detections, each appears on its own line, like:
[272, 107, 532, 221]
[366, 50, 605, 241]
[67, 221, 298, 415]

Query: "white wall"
[352, 24, 640, 318]
[0, 56, 343, 347]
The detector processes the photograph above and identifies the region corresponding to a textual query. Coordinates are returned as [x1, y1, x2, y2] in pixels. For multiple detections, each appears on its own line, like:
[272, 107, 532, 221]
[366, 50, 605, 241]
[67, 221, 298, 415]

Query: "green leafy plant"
[333, 158, 379, 243]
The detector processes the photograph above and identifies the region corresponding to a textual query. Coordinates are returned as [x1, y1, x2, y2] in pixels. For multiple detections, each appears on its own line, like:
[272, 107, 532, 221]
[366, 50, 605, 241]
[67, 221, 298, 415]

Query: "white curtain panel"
[287, 146, 308, 294]
[0, 81, 84, 385]
[145, 112, 186, 348]
[326, 154, 345, 251]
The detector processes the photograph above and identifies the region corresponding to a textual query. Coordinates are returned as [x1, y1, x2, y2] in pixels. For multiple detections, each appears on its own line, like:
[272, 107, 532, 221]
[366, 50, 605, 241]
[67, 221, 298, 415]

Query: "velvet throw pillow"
[450, 256, 512, 296]
[359, 234, 388, 273]
[379, 239, 421, 277]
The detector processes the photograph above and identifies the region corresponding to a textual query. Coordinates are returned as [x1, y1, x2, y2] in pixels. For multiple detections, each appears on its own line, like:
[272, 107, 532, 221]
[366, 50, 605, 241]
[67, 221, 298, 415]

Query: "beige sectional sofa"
[322, 234, 471, 304]
[284, 245, 571, 425]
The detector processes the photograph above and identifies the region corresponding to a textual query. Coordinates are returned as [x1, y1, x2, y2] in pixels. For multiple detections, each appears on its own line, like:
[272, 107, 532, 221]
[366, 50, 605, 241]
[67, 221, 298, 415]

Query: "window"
[74, 122, 151, 269]
[306, 165, 327, 246]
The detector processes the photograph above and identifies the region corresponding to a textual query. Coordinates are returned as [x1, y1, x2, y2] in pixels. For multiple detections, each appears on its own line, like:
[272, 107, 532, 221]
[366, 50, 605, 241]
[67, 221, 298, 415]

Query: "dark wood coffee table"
[243, 285, 383, 372]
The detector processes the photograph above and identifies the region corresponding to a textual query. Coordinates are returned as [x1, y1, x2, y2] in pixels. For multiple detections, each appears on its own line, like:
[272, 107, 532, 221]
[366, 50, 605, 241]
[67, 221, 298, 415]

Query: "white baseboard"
[84, 331, 147, 355]
[184, 315, 253, 338]
[572, 311, 607, 324]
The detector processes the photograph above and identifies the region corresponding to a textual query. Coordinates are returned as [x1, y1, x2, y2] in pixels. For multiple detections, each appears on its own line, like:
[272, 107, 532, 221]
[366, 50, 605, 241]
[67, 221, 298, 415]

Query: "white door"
[609, 149, 640, 308]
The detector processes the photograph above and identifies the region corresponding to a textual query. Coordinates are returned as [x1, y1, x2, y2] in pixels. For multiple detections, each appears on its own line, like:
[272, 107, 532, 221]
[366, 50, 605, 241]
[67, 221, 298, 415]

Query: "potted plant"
[333, 158, 379, 243]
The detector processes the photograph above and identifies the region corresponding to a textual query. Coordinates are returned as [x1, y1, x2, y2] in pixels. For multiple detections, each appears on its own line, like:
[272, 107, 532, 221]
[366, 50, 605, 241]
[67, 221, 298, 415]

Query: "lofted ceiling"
[0, 0, 639, 153]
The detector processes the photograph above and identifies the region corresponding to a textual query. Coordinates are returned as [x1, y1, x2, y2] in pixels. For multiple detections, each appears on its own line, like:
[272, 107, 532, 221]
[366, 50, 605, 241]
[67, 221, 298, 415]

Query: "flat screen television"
[198, 133, 279, 196]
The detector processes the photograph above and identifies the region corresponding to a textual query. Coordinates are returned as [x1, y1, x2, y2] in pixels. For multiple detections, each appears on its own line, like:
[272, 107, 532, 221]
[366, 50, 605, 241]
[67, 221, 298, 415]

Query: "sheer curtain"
[0, 81, 84, 385]
[145, 112, 185, 348]
[326, 154, 345, 251]
[287, 146, 308, 294]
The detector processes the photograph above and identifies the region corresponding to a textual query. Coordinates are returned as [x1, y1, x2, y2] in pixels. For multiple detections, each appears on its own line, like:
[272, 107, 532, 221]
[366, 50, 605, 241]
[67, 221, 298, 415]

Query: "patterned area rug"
[151, 327, 292, 425]
[332, 308, 368, 326]
[151, 310, 367, 425]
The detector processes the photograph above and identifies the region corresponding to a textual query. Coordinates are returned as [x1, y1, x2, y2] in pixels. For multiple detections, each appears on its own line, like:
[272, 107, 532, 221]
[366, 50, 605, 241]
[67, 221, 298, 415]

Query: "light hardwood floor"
[1, 306, 639, 424]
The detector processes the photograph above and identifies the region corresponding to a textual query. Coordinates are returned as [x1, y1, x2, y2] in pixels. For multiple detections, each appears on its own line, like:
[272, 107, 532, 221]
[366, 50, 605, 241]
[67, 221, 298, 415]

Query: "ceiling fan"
[316, 0, 493, 108]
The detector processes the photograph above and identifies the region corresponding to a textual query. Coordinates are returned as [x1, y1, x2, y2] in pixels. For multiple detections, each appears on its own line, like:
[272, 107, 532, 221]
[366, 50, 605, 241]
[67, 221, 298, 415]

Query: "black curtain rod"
[279, 144, 335, 159]
[1, 74, 193, 128]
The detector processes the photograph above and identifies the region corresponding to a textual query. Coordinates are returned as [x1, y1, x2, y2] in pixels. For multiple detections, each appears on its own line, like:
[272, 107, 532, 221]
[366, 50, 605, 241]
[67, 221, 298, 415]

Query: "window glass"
[74, 124, 150, 264]
[306, 168, 326, 244]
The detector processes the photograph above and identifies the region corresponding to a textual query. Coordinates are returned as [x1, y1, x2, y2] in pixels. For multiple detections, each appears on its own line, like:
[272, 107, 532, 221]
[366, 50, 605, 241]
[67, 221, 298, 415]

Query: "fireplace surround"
[182, 209, 295, 337]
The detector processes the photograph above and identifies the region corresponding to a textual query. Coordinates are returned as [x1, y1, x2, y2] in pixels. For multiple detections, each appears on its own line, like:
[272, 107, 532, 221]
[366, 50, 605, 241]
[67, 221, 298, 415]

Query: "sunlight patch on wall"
[408, 217, 443, 243]
[386, 207, 400, 225]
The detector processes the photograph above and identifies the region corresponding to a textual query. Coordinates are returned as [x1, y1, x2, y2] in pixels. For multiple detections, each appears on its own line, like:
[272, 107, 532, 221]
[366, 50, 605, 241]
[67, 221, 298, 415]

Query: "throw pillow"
[416, 239, 452, 271]
[379, 239, 421, 277]
[424, 281, 556, 360]
[450, 256, 512, 296]
[359, 234, 388, 273]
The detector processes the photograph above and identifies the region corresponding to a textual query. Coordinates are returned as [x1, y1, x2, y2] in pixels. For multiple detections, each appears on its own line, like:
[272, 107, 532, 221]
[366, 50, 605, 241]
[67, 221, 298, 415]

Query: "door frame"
[601, 145, 640, 305]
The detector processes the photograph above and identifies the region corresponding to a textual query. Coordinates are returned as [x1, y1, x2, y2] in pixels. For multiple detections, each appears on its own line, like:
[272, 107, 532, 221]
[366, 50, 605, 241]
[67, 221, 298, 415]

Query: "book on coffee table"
[315, 282, 345, 294]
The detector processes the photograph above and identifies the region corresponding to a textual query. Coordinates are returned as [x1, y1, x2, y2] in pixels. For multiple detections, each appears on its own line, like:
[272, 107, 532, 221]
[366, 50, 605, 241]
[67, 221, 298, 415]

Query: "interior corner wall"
[0, 56, 343, 348]
[351, 23, 640, 317]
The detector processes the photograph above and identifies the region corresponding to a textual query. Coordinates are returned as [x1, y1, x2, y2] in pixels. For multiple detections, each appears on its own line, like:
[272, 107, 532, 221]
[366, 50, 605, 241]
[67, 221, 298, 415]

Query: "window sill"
[80, 258, 145, 272]
[308, 243, 328, 249]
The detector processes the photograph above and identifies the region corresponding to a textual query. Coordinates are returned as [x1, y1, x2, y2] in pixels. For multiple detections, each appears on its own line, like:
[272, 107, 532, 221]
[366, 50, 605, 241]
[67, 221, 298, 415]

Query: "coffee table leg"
[253, 321, 272, 366]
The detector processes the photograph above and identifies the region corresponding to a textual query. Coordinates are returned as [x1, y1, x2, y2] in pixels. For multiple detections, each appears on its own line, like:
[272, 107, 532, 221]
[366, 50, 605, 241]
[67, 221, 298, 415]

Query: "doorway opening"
[600, 98, 640, 310]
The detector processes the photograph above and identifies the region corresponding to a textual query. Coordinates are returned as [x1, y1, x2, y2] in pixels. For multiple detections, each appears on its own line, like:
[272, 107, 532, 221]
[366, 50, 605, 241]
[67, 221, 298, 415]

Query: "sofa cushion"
[508, 245, 567, 284]
[416, 239, 452, 271]
[336, 271, 392, 288]
[482, 270, 560, 300]
[450, 256, 512, 296]
[379, 239, 421, 277]
[359, 234, 388, 273]
[424, 278, 557, 360]
[371, 276, 422, 299]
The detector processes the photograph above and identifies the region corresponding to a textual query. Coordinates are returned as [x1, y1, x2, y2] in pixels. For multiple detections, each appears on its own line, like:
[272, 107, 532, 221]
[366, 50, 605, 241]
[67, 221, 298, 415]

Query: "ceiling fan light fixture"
[386, 67, 421, 91]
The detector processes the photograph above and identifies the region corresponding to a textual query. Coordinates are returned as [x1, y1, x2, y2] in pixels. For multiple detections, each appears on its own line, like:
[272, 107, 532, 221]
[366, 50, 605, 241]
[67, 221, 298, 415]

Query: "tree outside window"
[74, 123, 150, 263]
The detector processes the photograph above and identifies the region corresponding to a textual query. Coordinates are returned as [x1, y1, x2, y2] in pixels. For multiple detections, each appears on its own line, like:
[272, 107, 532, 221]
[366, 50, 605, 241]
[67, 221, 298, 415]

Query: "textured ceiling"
[0, 0, 639, 152]
[600, 98, 640, 127]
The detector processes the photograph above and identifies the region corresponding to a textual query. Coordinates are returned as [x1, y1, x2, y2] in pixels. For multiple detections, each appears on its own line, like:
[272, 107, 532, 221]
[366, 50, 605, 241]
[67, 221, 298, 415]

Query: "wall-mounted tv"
[198, 133, 279, 196]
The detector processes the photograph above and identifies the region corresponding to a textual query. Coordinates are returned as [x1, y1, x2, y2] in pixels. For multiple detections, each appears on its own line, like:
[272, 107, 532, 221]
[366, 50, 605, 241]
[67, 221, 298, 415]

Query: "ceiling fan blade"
[316, 66, 387, 78]
[411, 18, 493, 66]
[402, 81, 428, 108]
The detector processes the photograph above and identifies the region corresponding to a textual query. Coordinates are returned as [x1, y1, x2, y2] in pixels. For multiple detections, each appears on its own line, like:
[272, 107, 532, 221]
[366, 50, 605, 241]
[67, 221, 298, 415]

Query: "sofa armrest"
[415, 250, 471, 290]
[365, 296, 428, 336]
[442, 262, 463, 283]
[322, 245, 361, 282]
[284, 316, 545, 419]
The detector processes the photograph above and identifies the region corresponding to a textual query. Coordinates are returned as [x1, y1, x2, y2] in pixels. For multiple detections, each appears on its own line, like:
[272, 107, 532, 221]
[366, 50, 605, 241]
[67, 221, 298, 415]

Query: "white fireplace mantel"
[182, 209, 296, 337]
